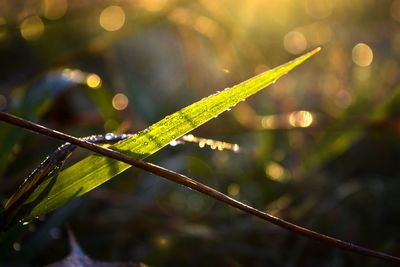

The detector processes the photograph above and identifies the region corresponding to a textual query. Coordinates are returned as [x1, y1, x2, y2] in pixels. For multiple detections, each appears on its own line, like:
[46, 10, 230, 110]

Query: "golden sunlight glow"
[99, 6, 126, 32]
[352, 43, 373, 67]
[227, 183, 240, 197]
[42, 0, 68, 20]
[288, 111, 313, 128]
[265, 162, 286, 182]
[112, 93, 129, 110]
[86, 74, 102, 89]
[20, 16, 45, 41]
[284, 31, 307, 54]
[305, 0, 334, 19]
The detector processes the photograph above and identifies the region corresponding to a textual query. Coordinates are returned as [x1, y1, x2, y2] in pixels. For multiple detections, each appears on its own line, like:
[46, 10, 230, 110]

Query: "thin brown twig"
[0, 111, 399, 263]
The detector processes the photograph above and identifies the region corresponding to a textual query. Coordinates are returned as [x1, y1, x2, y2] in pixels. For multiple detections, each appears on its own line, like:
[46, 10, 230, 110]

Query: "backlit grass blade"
[9, 48, 320, 225]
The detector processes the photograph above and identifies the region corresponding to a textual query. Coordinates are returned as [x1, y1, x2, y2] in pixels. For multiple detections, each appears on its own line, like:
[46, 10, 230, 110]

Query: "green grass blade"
[10, 48, 320, 224]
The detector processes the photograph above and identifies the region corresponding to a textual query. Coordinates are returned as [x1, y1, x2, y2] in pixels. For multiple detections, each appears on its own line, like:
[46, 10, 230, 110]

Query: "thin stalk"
[0, 111, 399, 263]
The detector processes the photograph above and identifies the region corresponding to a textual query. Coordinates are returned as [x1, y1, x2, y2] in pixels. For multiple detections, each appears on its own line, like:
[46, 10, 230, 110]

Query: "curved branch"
[0, 111, 399, 263]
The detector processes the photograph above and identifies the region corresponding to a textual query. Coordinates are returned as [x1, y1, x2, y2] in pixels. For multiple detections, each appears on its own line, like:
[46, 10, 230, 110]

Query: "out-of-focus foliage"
[0, 0, 399, 266]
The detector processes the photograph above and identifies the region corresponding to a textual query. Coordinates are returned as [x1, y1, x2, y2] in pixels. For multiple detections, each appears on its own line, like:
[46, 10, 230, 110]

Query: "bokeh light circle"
[112, 93, 129, 110]
[42, 0, 68, 20]
[284, 31, 307, 54]
[20, 16, 44, 41]
[99, 5, 126, 31]
[352, 43, 373, 67]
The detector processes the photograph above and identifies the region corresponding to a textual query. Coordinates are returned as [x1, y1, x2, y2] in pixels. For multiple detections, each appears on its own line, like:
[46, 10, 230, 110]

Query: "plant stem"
[0, 111, 399, 263]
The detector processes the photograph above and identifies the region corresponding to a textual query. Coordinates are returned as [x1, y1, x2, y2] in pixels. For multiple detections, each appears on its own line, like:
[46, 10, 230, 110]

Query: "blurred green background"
[1, 0, 400, 266]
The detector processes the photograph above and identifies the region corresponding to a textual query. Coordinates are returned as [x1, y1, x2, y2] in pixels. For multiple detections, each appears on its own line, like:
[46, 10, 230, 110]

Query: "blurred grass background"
[0, 0, 400, 266]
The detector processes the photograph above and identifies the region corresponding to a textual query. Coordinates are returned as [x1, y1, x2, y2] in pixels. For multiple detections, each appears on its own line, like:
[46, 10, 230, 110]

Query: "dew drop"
[144, 142, 148, 145]
[105, 133, 114, 140]
[233, 144, 240, 152]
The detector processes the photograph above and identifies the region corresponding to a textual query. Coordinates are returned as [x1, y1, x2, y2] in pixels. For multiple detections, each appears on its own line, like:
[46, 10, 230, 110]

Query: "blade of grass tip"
[3, 48, 320, 223]
[1, 111, 400, 264]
